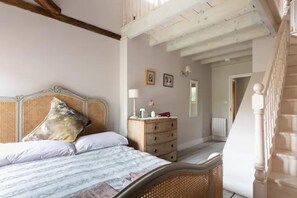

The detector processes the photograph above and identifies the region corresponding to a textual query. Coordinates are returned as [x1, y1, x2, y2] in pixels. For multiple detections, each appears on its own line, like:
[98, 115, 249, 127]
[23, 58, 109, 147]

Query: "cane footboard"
[116, 154, 222, 198]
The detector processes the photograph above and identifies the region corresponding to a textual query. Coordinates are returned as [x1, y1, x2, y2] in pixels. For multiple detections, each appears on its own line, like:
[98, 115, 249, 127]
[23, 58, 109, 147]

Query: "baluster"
[252, 83, 266, 182]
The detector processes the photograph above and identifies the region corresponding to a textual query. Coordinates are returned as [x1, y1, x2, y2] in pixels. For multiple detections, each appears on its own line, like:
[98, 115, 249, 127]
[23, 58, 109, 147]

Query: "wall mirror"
[189, 80, 198, 117]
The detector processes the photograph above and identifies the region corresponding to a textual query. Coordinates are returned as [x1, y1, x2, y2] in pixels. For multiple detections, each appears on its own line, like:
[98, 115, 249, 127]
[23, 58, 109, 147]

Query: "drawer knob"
[171, 133, 174, 137]
[171, 123, 174, 127]
[171, 156, 174, 159]
[171, 144, 174, 148]
[154, 149, 158, 153]
[154, 125, 158, 130]
[154, 137, 157, 141]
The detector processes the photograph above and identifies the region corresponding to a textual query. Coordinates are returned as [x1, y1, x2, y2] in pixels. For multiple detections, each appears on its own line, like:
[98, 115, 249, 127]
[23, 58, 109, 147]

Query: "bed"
[0, 85, 222, 198]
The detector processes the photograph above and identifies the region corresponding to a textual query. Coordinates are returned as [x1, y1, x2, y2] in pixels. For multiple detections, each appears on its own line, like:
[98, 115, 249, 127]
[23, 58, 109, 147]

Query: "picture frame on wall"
[163, 73, 174, 88]
[146, 70, 156, 85]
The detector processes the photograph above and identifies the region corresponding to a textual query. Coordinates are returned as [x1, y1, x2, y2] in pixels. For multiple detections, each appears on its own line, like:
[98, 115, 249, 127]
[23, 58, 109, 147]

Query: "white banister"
[252, 6, 291, 198]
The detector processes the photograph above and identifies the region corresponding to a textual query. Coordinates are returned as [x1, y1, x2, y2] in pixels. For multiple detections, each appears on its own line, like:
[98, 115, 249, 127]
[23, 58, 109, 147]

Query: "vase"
[151, 110, 156, 118]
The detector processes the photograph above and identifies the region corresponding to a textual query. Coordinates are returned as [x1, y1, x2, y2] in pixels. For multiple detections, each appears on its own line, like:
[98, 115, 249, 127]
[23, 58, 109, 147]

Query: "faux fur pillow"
[23, 97, 90, 142]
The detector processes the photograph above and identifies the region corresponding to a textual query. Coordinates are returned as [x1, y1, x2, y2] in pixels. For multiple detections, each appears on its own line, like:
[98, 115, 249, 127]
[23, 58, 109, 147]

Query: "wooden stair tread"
[269, 172, 297, 189]
[278, 131, 297, 135]
[284, 85, 297, 88]
[280, 114, 297, 117]
[274, 149, 297, 159]
[282, 99, 297, 101]
[287, 73, 297, 76]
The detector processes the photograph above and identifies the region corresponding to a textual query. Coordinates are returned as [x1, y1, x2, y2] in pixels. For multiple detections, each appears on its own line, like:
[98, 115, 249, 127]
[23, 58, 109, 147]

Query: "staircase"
[267, 36, 297, 198]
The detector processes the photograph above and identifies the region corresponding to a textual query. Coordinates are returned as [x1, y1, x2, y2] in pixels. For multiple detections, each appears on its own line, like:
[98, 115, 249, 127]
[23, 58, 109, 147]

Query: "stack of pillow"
[0, 97, 128, 167]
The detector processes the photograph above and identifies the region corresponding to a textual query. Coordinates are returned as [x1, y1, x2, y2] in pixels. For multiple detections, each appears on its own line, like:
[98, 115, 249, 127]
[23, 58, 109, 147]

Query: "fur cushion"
[23, 97, 90, 142]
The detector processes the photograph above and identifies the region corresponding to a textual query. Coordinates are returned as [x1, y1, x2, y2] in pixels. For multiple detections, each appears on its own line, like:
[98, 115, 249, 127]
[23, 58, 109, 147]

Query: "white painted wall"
[212, 62, 252, 133]
[0, 3, 121, 131]
[125, 35, 212, 149]
[253, 36, 276, 72]
[223, 72, 264, 198]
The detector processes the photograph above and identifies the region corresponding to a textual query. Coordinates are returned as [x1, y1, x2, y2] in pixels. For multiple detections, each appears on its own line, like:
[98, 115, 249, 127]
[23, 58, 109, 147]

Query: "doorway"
[228, 73, 251, 131]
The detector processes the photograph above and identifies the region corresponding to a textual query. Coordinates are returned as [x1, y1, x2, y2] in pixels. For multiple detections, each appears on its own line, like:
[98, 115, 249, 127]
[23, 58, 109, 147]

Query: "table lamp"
[129, 89, 139, 118]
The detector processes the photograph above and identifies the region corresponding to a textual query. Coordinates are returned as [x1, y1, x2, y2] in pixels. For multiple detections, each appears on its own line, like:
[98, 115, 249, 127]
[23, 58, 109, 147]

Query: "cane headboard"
[0, 86, 108, 143]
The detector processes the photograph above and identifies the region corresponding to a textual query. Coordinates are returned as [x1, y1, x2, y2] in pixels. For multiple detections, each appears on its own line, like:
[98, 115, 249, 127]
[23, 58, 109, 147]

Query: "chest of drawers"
[128, 117, 177, 162]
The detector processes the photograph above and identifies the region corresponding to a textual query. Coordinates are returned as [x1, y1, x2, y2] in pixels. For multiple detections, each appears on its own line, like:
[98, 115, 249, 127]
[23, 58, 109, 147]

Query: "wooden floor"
[177, 141, 246, 198]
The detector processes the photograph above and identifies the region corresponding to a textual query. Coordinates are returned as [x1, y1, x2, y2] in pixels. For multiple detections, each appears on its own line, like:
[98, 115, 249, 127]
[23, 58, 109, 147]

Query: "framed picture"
[146, 70, 156, 85]
[163, 73, 174, 88]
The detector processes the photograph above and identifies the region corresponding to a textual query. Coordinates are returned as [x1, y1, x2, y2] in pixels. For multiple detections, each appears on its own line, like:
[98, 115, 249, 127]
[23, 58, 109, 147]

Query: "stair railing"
[252, 10, 290, 198]
[123, 0, 170, 26]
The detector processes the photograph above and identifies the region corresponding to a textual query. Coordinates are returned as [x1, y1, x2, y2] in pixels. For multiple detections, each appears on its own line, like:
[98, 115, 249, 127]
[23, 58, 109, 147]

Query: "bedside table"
[128, 117, 177, 162]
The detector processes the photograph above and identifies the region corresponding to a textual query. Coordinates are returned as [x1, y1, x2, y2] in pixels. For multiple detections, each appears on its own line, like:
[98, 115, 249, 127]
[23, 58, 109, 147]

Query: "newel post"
[252, 83, 267, 198]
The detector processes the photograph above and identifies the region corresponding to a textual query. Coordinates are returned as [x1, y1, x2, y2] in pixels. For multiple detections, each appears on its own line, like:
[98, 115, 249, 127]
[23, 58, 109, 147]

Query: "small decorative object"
[146, 70, 156, 85]
[163, 73, 174, 88]
[129, 89, 140, 118]
[181, 65, 191, 77]
[139, 108, 146, 118]
[148, 99, 156, 117]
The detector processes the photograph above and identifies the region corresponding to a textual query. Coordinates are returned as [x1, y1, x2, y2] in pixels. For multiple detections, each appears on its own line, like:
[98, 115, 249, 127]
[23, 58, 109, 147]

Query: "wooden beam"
[192, 42, 252, 61]
[150, 0, 253, 46]
[34, 0, 61, 14]
[121, 0, 209, 39]
[181, 25, 270, 57]
[201, 49, 253, 64]
[251, 0, 278, 35]
[0, 0, 121, 40]
[210, 56, 253, 68]
[167, 11, 262, 52]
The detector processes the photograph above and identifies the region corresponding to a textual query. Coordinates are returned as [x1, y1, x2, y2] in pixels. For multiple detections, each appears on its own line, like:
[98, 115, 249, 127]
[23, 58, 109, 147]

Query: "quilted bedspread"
[0, 146, 169, 198]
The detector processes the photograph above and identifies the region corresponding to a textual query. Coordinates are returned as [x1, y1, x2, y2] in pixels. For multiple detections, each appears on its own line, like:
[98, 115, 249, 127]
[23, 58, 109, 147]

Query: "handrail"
[252, 8, 291, 198]
[123, 0, 170, 26]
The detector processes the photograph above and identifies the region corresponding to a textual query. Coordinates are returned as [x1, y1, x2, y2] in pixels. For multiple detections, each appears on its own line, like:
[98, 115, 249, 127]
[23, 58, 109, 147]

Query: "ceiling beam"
[211, 56, 253, 68]
[34, 0, 61, 14]
[266, 0, 282, 23]
[0, 0, 121, 40]
[201, 49, 253, 64]
[181, 25, 270, 57]
[150, 0, 253, 46]
[121, 0, 209, 39]
[167, 11, 261, 52]
[251, 0, 278, 35]
[192, 41, 252, 61]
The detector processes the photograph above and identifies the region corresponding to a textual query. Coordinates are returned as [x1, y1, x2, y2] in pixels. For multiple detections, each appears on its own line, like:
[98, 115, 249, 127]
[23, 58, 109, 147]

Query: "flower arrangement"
[148, 99, 154, 111]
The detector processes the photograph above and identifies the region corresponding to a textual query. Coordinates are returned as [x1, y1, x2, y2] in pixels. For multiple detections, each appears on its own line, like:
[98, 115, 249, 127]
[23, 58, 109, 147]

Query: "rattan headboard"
[0, 86, 108, 143]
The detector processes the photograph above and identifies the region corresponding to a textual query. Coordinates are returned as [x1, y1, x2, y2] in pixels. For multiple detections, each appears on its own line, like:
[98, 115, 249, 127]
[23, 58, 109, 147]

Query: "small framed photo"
[163, 73, 174, 88]
[146, 70, 156, 85]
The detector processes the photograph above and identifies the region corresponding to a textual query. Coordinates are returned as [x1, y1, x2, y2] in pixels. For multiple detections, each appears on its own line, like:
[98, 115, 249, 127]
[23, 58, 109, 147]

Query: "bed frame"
[0, 85, 222, 197]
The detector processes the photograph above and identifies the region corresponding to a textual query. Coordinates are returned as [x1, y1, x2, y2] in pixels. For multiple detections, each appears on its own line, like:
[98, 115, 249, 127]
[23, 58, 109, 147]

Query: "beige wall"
[0, 3, 121, 131]
[212, 62, 252, 133]
[253, 36, 275, 72]
[125, 35, 212, 150]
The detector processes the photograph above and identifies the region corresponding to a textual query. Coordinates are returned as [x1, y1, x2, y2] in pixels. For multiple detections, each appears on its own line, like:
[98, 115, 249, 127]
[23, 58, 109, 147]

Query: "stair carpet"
[268, 36, 297, 198]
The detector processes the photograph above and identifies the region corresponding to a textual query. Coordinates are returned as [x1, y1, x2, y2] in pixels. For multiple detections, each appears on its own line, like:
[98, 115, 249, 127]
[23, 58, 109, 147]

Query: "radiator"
[212, 118, 227, 137]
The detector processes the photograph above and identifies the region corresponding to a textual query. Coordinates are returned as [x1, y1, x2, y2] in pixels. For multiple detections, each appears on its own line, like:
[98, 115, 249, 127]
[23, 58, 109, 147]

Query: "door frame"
[228, 73, 252, 132]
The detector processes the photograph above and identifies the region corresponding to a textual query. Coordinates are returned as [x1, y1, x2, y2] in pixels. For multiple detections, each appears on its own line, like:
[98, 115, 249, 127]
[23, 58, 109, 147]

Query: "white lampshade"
[129, 89, 139, 99]
[185, 66, 191, 73]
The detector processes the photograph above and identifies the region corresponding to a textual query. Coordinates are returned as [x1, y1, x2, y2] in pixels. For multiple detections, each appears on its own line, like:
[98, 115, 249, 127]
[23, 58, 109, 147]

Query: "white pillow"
[75, 132, 128, 154]
[0, 140, 76, 167]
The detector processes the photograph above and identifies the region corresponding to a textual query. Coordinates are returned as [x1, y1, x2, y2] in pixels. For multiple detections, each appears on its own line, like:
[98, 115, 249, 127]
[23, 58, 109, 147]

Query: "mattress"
[0, 146, 169, 198]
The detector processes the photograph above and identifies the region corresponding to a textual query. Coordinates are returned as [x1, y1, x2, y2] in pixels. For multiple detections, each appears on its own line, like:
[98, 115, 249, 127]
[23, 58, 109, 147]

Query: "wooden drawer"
[159, 151, 177, 162]
[146, 130, 177, 145]
[146, 120, 177, 133]
[146, 140, 177, 156]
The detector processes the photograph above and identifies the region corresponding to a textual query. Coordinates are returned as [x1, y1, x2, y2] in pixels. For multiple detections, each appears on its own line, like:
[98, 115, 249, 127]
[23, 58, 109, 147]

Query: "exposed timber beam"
[192, 42, 252, 61]
[0, 0, 121, 40]
[121, 0, 209, 39]
[251, 0, 278, 35]
[150, 0, 253, 46]
[211, 56, 253, 68]
[201, 50, 252, 64]
[167, 11, 261, 52]
[34, 0, 61, 14]
[181, 25, 270, 57]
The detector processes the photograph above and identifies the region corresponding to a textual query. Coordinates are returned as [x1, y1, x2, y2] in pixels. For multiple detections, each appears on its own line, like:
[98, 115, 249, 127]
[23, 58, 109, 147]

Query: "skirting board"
[212, 135, 227, 142]
[178, 136, 212, 151]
